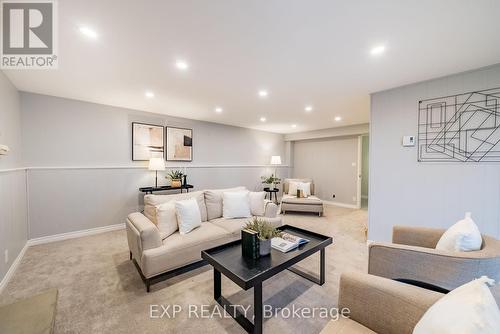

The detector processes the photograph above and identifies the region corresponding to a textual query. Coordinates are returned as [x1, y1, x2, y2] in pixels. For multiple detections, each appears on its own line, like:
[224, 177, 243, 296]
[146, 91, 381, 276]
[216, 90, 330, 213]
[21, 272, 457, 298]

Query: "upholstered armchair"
[368, 225, 500, 291]
[320, 272, 444, 334]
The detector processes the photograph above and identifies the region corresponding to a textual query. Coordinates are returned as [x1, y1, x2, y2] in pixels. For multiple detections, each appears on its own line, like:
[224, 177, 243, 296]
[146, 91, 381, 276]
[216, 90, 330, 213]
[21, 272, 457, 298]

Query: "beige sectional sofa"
[126, 187, 282, 291]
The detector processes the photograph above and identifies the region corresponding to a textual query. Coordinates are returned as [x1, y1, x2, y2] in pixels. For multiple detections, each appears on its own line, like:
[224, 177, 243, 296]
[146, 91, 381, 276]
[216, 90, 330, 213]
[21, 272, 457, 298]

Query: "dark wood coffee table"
[201, 225, 333, 334]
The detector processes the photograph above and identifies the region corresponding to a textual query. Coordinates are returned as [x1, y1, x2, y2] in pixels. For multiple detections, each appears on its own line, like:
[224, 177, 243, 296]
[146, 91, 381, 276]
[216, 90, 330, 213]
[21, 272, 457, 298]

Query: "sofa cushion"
[320, 318, 376, 334]
[141, 222, 233, 277]
[205, 186, 246, 220]
[223, 191, 252, 218]
[209, 217, 253, 235]
[144, 191, 208, 223]
[249, 191, 266, 216]
[175, 198, 202, 235]
[156, 201, 178, 239]
[281, 194, 323, 205]
[210, 216, 283, 236]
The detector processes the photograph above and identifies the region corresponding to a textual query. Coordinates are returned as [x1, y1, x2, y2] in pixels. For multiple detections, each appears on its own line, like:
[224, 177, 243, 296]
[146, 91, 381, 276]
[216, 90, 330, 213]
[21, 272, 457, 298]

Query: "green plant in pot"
[166, 169, 183, 188]
[261, 174, 281, 190]
[244, 218, 282, 256]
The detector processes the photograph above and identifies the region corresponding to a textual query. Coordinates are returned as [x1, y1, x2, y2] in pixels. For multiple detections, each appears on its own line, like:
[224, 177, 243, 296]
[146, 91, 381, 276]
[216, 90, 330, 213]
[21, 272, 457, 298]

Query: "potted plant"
[261, 174, 281, 190]
[244, 218, 282, 256]
[166, 169, 183, 188]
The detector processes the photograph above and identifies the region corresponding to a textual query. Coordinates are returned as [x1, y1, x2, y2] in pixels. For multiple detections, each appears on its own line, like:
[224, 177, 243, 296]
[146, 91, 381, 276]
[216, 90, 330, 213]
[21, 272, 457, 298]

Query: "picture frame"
[166, 126, 193, 161]
[132, 122, 165, 161]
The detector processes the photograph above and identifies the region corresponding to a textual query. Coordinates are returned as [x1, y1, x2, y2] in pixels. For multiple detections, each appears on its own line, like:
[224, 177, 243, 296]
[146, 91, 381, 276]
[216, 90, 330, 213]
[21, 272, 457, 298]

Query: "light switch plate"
[402, 136, 415, 147]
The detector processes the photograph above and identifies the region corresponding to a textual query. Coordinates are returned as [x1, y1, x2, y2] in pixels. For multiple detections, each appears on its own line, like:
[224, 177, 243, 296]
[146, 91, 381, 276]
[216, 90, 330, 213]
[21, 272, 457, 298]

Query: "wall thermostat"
[402, 136, 415, 147]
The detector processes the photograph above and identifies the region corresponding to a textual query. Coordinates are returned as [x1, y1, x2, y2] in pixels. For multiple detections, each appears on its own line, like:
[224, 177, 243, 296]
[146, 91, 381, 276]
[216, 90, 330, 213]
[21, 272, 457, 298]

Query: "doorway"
[360, 135, 369, 209]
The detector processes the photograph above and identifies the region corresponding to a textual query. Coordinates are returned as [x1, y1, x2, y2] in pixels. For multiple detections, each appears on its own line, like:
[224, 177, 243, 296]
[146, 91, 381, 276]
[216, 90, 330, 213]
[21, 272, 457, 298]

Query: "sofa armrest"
[368, 242, 498, 290]
[338, 272, 442, 334]
[126, 213, 162, 261]
[264, 200, 279, 218]
[392, 225, 445, 248]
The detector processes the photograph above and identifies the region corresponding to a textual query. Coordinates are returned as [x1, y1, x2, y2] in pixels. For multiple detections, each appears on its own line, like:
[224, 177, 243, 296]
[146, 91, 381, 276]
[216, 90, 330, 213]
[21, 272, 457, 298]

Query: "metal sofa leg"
[129, 251, 132, 260]
[146, 279, 151, 293]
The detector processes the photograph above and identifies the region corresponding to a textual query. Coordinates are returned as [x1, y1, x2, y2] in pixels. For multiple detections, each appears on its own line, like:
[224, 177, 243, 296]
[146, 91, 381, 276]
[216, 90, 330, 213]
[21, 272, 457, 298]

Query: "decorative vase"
[171, 179, 182, 188]
[259, 238, 271, 256]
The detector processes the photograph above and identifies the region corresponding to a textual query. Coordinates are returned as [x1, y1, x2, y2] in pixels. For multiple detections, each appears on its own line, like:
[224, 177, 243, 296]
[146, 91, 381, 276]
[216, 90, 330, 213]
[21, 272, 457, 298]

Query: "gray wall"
[21, 93, 288, 238]
[0, 71, 28, 284]
[369, 64, 500, 242]
[292, 136, 359, 205]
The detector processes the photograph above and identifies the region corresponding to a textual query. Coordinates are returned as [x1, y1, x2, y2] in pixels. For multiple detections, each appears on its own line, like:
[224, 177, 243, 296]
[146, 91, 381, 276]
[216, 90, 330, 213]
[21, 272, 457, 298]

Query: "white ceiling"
[4, 0, 500, 134]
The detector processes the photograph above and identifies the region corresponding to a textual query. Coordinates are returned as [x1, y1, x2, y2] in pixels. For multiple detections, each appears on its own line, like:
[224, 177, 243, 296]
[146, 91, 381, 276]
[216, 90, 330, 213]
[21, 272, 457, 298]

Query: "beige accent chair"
[322, 272, 500, 334]
[281, 178, 324, 216]
[368, 225, 500, 291]
[126, 187, 282, 292]
[321, 272, 444, 334]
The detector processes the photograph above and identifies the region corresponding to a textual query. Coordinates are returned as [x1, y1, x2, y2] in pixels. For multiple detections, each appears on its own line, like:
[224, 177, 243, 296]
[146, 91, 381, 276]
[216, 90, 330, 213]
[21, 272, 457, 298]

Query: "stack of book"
[241, 229, 260, 259]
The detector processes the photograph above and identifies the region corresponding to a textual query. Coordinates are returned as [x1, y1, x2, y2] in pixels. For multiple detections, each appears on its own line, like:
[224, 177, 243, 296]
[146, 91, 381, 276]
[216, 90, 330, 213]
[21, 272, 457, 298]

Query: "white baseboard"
[0, 242, 29, 294]
[27, 223, 125, 246]
[323, 200, 359, 209]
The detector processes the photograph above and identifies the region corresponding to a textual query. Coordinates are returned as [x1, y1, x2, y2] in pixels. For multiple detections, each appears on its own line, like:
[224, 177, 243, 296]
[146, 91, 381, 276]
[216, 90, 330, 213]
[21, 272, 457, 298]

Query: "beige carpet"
[0, 205, 368, 334]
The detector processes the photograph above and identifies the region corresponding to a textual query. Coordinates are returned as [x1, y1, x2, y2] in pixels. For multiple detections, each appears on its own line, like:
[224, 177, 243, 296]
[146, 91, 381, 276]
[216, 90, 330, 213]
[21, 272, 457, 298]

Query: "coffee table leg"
[287, 248, 327, 286]
[214, 269, 221, 300]
[320, 248, 325, 285]
[254, 282, 263, 334]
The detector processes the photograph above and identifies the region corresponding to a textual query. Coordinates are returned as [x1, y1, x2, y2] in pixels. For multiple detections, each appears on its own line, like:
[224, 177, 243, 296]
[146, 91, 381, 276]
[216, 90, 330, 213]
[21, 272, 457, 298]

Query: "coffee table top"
[201, 225, 333, 289]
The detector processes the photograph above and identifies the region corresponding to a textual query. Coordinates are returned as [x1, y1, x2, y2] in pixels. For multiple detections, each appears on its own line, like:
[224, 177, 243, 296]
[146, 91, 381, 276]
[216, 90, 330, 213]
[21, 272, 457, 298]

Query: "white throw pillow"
[249, 191, 266, 216]
[413, 276, 500, 334]
[288, 181, 299, 195]
[297, 182, 311, 197]
[156, 202, 178, 239]
[223, 191, 252, 218]
[436, 212, 482, 252]
[175, 198, 202, 234]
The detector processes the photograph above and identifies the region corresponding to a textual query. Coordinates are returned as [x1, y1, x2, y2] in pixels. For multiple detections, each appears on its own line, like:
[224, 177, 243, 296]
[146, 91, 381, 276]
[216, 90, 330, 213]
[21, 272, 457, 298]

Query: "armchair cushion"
[435, 213, 482, 252]
[413, 276, 500, 334]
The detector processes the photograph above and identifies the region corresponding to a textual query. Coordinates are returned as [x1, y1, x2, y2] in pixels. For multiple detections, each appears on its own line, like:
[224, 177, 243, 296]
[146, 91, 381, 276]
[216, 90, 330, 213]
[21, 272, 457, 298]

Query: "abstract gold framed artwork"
[132, 122, 165, 161]
[166, 126, 193, 161]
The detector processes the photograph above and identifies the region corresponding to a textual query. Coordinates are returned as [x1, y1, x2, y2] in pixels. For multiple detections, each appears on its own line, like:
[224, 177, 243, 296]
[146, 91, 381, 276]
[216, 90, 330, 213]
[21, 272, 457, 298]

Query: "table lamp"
[270, 156, 281, 188]
[149, 158, 165, 187]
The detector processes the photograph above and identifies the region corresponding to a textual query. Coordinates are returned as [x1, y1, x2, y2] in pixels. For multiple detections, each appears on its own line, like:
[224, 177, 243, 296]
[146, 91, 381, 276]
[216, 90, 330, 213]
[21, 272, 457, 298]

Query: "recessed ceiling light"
[258, 90, 269, 98]
[215, 107, 223, 113]
[145, 91, 154, 98]
[370, 45, 385, 56]
[260, 117, 267, 122]
[79, 26, 98, 39]
[175, 60, 189, 70]
[305, 106, 313, 112]
[291, 124, 297, 128]
[334, 116, 342, 122]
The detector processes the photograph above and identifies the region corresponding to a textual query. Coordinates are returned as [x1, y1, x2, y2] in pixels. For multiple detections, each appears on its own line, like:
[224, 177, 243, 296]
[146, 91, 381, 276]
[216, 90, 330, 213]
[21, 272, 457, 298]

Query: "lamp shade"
[148, 158, 165, 171]
[270, 156, 282, 165]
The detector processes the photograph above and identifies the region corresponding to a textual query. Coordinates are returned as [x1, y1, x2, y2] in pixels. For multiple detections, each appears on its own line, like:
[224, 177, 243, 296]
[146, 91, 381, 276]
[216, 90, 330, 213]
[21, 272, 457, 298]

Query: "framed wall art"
[166, 126, 193, 161]
[132, 122, 165, 161]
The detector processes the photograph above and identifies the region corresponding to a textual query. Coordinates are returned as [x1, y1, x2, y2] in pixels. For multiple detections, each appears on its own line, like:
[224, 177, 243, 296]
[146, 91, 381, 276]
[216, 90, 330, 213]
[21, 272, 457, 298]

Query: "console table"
[139, 184, 194, 194]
